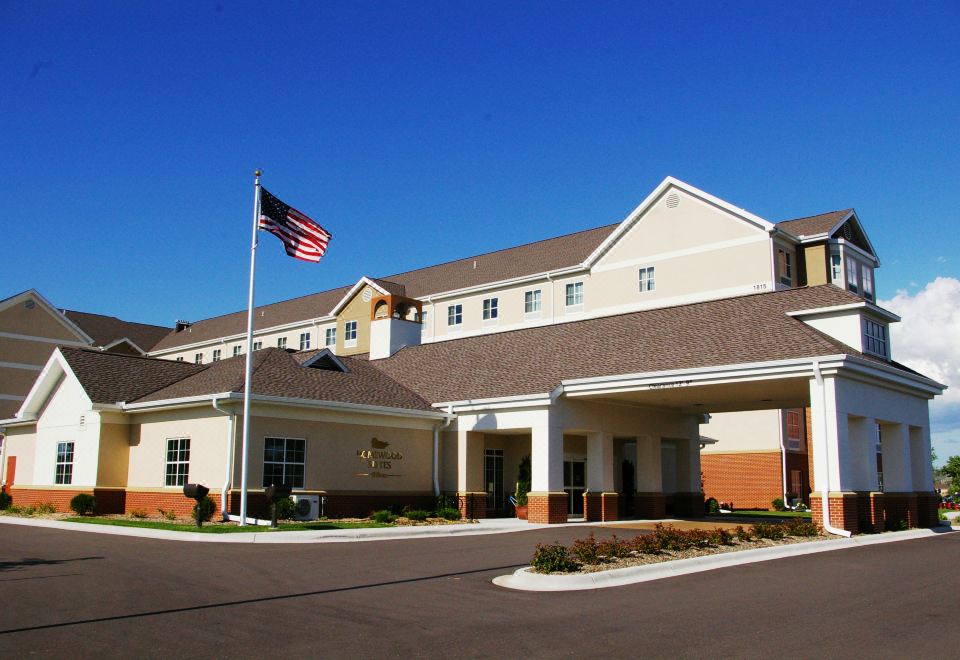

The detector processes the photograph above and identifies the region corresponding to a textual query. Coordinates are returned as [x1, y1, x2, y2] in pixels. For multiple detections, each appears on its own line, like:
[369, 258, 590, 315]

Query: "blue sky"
[3, 2, 960, 455]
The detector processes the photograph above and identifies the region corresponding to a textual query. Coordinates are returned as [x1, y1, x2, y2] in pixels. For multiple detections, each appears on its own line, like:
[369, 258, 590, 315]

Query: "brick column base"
[915, 491, 940, 528]
[633, 492, 666, 519]
[583, 492, 618, 522]
[456, 492, 488, 520]
[865, 492, 885, 533]
[527, 492, 568, 524]
[883, 492, 919, 530]
[672, 492, 706, 518]
[810, 492, 861, 534]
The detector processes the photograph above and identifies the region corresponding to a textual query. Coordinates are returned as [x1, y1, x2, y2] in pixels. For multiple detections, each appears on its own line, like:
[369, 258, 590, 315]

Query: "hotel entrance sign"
[356, 438, 403, 478]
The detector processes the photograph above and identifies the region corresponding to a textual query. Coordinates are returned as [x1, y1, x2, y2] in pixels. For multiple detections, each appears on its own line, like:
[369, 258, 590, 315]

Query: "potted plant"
[513, 455, 531, 520]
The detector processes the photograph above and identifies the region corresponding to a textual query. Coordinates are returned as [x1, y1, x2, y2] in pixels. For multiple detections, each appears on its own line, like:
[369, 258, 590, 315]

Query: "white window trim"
[164, 437, 191, 488]
[299, 332, 311, 351]
[262, 436, 307, 489]
[638, 266, 656, 293]
[524, 289, 543, 318]
[564, 282, 584, 312]
[324, 327, 336, 347]
[482, 298, 499, 324]
[344, 320, 358, 348]
[447, 304, 463, 328]
[55, 441, 74, 485]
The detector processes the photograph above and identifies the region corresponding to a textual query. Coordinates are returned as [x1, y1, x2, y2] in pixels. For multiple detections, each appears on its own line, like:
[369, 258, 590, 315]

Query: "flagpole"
[239, 170, 262, 526]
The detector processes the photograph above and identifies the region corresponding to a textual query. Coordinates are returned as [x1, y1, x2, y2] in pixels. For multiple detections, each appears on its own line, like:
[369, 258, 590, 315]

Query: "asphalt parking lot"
[1, 524, 957, 658]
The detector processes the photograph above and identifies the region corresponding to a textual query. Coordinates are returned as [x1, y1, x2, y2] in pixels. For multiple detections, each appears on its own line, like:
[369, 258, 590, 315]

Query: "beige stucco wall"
[0, 337, 62, 366]
[701, 409, 782, 453]
[239, 413, 434, 493]
[127, 408, 229, 489]
[156, 322, 337, 363]
[3, 425, 37, 486]
[336, 284, 376, 356]
[803, 244, 829, 286]
[96, 422, 131, 488]
[0, 300, 81, 341]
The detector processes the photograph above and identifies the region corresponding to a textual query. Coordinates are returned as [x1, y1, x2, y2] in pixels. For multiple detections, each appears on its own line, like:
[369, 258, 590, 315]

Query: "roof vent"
[842, 222, 853, 240]
[665, 192, 680, 208]
[175, 320, 192, 332]
[24, 299, 35, 309]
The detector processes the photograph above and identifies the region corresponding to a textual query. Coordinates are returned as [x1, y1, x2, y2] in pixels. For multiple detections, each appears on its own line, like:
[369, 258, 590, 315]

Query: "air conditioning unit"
[293, 494, 320, 521]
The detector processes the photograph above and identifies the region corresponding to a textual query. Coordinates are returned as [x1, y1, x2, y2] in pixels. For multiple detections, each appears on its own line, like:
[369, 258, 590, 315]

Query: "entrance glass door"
[485, 449, 504, 512]
[564, 460, 586, 516]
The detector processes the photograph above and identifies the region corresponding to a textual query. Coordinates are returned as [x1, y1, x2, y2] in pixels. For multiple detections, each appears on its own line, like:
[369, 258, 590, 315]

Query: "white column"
[675, 437, 702, 493]
[586, 431, 614, 492]
[531, 416, 564, 492]
[880, 423, 913, 492]
[809, 375, 848, 493]
[635, 435, 662, 492]
[847, 416, 878, 492]
[910, 426, 933, 492]
[456, 430, 484, 493]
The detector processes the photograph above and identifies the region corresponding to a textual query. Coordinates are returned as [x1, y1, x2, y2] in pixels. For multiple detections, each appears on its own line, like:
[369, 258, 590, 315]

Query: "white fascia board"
[839, 355, 946, 396]
[583, 176, 776, 269]
[148, 315, 336, 356]
[560, 356, 849, 398]
[328, 277, 390, 316]
[0, 289, 95, 345]
[301, 348, 349, 372]
[17, 348, 93, 418]
[834, 238, 880, 267]
[0, 415, 38, 427]
[787, 302, 900, 323]
[422, 266, 584, 303]
[100, 337, 148, 355]
[433, 392, 554, 413]
[122, 391, 450, 421]
[837, 211, 880, 264]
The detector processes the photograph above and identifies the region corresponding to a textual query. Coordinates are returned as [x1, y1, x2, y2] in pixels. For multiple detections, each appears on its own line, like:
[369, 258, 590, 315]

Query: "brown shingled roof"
[63, 310, 171, 351]
[371, 285, 890, 403]
[60, 347, 206, 404]
[776, 209, 852, 238]
[150, 223, 617, 352]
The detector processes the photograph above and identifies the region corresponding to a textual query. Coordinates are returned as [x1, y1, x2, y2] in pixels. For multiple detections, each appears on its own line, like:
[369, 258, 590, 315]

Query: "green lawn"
[718, 510, 813, 519]
[65, 517, 393, 533]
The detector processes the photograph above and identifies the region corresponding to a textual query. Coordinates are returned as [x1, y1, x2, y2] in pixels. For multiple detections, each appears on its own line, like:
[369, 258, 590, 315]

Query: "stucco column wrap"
[880, 423, 913, 493]
[635, 436, 662, 492]
[531, 419, 563, 493]
[456, 430, 484, 493]
[586, 431, 614, 493]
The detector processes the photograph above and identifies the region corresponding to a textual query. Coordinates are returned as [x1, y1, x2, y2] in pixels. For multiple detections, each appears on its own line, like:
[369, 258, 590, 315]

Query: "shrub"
[751, 522, 787, 540]
[514, 455, 531, 506]
[403, 509, 430, 522]
[436, 507, 461, 521]
[734, 525, 752, 542]
[571, 534, 601, 564]
[70, 493, 96, 516]
[371, 509, 397, 523]
[704, 497, 720, 515]
[772, 497, 787, 512]
[708, 528, 734, 546]
[22, 505, 37, 516]
[37, 502, 56, 514]
[783, 519, 819, 537]
[653, 524, 692, 551]
[274, 497, 297, 520]
[631, 534, 663, 555]
[192, 496, 216, 522]
[531, 542, 579, 573]
[435, 494, 458, 512]
[157, 508, 178, 521]
[129, 509, 148, 519]
[0, 491, 12, 510]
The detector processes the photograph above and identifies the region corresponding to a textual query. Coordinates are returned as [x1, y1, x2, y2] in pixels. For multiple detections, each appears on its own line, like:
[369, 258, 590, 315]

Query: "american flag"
[258, 187, 331, 263]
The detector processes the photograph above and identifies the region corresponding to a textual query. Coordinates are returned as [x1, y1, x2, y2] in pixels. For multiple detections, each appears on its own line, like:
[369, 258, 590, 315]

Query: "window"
[262, 437, 305, 488]
[864, 319, 888, 357]
[299, 332, 311, 351]
[639, 266, 656, 292]
[565, 282, 583, 307]
[484, 448, 504, 510]
[344, 320, 358, 346]
[277, 337, 287, 349]
[831, 254, 842, 283]
[176, 357, 184, 362]
[846, 257, 858, 293]
[862, 267, 874, 301]
[447, 304, 462, 326]
[55, 441, 74, 485]
[233, 346, 242, 357]
[194, 353, 203, 364]
[482, 297, 498, 321]
[786, 411, 802, 451]
[325, 328, 336, 347]
[421, 310, 429, 329]
[524, 289, 542, 314]
[253, 340, 263, 351]
[212, 349, 222, 362]
[165, 438, 190, 487]
[777, 249, 792, 286]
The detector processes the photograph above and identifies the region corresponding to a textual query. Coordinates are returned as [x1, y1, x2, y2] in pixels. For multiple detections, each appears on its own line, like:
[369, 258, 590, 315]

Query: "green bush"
[129, 509, 148, 519]
[708, 528, 735, 546]
[734, 525, 753, 541]
[0, 491, 12, 510]
[436, 507, 461, 521]
[403, 509, 430, 521]
[37, 502, 56, 514]
[70, 493, 96, 516]
[371, 509, 397, 523]
[571, 534, 601, 564]
[772, 497, 787, 512]
[274, 497, 297, 520]
[597, 535, 632, 559]
[531, 542, 579, 573]
[704, 497, 720, 515]
[631, 534, 663, 555]
[751, 522, 787, 540]
[514, 455, 531, 506]
[783, 519, 819, 537]
[192, 496, 216, 522]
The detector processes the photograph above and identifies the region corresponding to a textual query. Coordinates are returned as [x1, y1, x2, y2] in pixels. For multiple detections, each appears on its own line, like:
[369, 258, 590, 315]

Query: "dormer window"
[846, 257, 858, 294]
[831, 254, 842, 283]
[864, 319, 888, 357]
[777, 249, 792, 286]
[862, 267, 874, 301]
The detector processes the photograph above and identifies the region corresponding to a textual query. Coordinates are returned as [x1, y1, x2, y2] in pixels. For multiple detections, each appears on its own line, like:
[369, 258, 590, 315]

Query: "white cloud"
[880, 277, 960, 463]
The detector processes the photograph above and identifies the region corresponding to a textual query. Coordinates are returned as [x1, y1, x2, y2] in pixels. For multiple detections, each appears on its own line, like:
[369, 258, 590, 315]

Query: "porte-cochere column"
[528, 415, 566, 524]
[634, 436, 665, 519]
[584, 431, 617, 522]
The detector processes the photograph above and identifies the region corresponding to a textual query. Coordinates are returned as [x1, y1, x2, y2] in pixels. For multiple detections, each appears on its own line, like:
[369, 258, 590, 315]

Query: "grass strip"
[718, 510, 812, 519]
[64, 517, 392, 533]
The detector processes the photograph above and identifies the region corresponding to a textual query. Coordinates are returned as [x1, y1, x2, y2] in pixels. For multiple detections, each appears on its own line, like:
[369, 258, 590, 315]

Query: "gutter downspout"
[212, 396, 236, 521]
[812, 360, 851, 537]
[432, 406, 454, 497]
[778, 411, 788, 506]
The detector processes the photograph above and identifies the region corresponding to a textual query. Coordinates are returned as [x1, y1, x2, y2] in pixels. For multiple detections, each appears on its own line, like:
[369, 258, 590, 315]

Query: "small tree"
[942, 455, 960, 492]
[514, 454, 531, 506]
[70, 493, 96, 516]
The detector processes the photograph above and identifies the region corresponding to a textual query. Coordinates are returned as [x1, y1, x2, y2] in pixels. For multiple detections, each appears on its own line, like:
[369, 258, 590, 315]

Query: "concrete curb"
[0, 515, 552, 543]
[492, 527, 957, 592]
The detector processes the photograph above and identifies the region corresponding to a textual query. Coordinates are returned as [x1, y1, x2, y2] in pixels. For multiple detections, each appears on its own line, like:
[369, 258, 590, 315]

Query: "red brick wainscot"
[810, 490, 940, 534]
[126, 490, 222, 518]
[527, 492, 567, 524]
[701, 451, 782, 510]
[583, 492, 618, 522]
[670, 492, 706, 518]
[454, 492, 487, 520]
[633, 492, 666, 519]
[8, 487, 126, 514]
[227, 491, 439, 520]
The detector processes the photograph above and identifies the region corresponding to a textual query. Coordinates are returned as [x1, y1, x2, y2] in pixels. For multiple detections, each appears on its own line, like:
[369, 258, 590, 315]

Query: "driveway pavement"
[1, 524, 957, 658]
